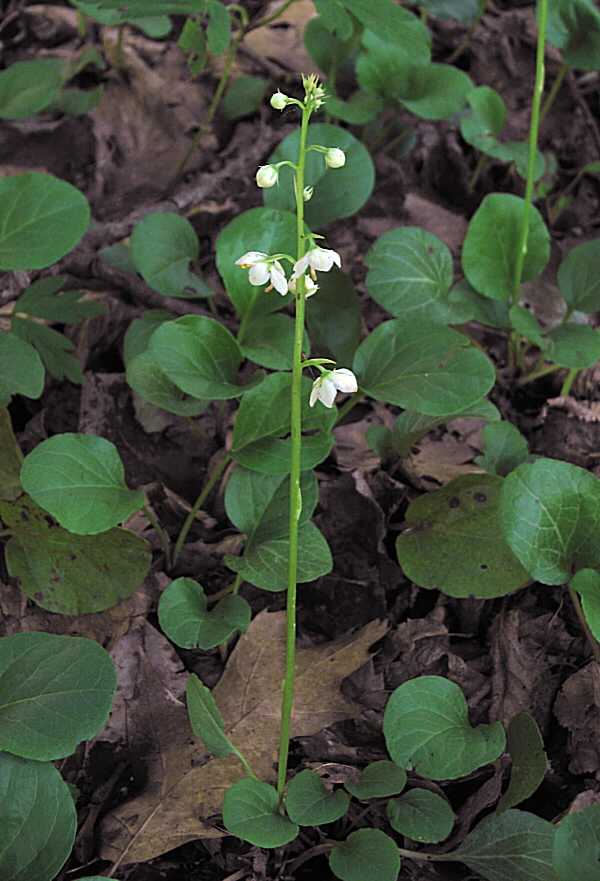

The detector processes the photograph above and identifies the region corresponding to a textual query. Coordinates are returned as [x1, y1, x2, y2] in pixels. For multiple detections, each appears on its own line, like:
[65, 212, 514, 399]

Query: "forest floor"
[1, 1, 600, 880]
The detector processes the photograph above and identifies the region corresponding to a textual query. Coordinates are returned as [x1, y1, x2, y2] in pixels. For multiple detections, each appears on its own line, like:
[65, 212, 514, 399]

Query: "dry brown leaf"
[554, 661, 600, 775]
[242, 0, 318, 75]
[100, 610, 387, 866]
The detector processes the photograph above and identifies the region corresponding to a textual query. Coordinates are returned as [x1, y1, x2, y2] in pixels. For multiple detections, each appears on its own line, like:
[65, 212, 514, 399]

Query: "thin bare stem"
[172, 454, 231, 565]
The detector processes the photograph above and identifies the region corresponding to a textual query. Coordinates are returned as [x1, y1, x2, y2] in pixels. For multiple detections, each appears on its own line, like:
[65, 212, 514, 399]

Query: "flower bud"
[270, 91, 289, 110]
[256, 165, 279, 188]
[324, 147, 346, 169]
[302, 186, 314, 202]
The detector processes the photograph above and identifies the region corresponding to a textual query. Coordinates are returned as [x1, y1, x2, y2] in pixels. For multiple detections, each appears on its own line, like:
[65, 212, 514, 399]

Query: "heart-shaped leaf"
[387, 789, 454, 843]
[344, 761, 407, 800]
[222, 779, 299, 847]
[130, 212, 213, 299]
[158, 578, 251, 649]
[286, 769, 350, 826]
[329, 829, 401, 881]
[383, 675, 505, 779]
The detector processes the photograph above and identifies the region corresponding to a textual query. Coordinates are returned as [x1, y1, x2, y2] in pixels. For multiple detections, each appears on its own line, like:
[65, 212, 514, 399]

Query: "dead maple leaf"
[100, 609, 386, 866]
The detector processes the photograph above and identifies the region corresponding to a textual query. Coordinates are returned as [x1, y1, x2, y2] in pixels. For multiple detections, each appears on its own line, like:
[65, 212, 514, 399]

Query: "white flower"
[235, 251, 288, 296]
[302, 185, 314, 202]
[288, 274, 319, 298]
[293, 247, 341, 279]
[270, 91, 289, 110]
[324, 147, 346, 168]
[256, 165, 278, 188]
[309, 368, 358, 408]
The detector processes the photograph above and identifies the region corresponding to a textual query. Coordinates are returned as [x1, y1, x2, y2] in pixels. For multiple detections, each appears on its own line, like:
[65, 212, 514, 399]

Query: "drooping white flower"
[256, 165, 279, 188]
[270, 91, 289, 110]
[235, 251, 288, 295]
[293, 247, 341, 279]
[324, 147, 346, 168]
[288, 274, 319, 298]
[309, 368, 358, 408]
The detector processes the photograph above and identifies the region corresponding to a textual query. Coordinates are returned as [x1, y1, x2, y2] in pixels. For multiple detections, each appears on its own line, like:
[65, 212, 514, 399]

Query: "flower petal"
[331, 368, 358, 394]
[248, 263, 269, 285]
[236, 251, 267, 266]
[269, 261, 289, 295]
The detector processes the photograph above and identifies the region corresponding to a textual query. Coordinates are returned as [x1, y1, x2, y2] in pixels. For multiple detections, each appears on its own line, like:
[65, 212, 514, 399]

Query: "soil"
[1, 2, 600, 880]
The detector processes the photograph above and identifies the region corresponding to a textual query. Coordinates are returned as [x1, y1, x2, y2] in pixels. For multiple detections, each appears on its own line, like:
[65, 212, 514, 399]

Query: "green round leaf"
[329, 829, 400, 881]
[0, 632, 117, 760]
[387, 788, 454, 843]
[130, 212, 212, 299]
[365, 227, 458, 322]
[158, 578, 251, 649]
[222, 779, 299, 847]
[263, 124, 375, 228]
[554, 804, 600, 881]
[0, 752, 76, 881]
[286, 770, 350, 826]
[356, 29, 430, 99]
[2, 496, 151, 614]
[222, 75, 268, 119]
[126, 350, 209, 416]
[454, 809, 557, 881]
[0, 333, 45, 406]
[304, 267, 362, 365]
[499, 458, 600, 584]
[558, 239, 600, 313]
[461, 86, 506, 146]
[225, 467, 318, 544]
[123, 310, 175, 365]
[240, 314, 309, 371]
[215, 207, 298, 321]
[396, 473, 530, 599]
[0, 173, 90, 271]
[225, 521, 332, 591]
[497, 712, 547, 813]
[545, 0, 600, 70]
[344, 761, 407, 800]
[0, 59, 64, 119]
[20, 433, 145, 535]
[548, 323, 600, 369]
[149, 315, 251, 400]
[353, 319, 495, 416]
[403, 63, 472, 120]
[231, 373, 336, 474]
[383, 676, 505, 780]
[462, 193, 550, 300]
[474, 421, 531, 477]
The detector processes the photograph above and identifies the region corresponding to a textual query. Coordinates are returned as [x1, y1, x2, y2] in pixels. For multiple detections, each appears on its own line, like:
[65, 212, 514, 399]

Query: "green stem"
[276, 100, 311, 804]
[560, 367, 578, 396]
[511, 0, 548, 308]
[172, 454, 231, 566]
[539, 60, 567, 124]
[245, 0, 297, 31]
[516, 362, 560, 384]
[172, 22, 245, 186]
[142, 504, 171, 567]
[446, 0, 488, 64]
